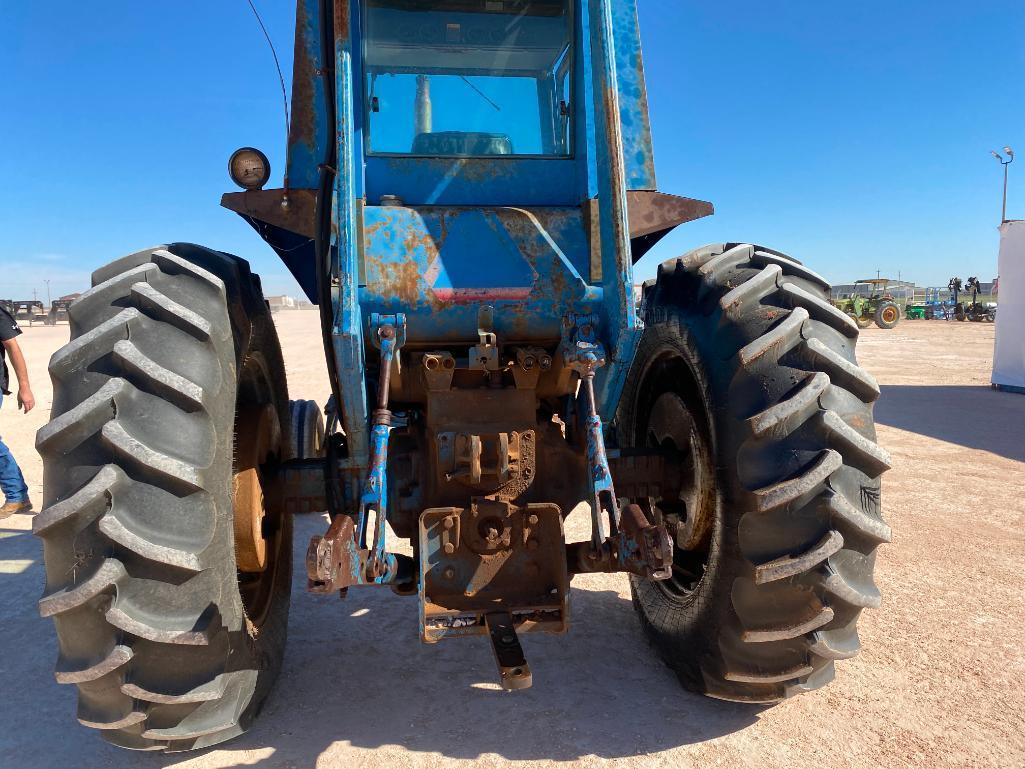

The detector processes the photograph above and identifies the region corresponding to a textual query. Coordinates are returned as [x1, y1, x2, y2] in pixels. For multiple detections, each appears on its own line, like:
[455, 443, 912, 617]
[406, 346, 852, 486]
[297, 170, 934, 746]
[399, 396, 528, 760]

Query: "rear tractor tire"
[874, 301, 901, 329]
[617, 243, 891, 703]
[34, 244, 293, 752]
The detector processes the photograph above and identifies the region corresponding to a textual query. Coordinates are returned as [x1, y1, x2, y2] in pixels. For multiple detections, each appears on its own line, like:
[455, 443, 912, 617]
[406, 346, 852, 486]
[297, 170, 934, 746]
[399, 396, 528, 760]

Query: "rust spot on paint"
[334, 0, 350, 42]
[289, 1, 319, 151]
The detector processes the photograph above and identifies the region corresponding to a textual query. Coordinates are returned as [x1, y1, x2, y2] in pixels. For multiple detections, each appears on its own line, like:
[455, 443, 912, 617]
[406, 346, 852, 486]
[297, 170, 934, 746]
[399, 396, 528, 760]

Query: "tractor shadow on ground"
[874, 385, 1025, 463]
[0, 522, 74, 768]
[0, 515, 765, 769]
[220, 516, 765, 767]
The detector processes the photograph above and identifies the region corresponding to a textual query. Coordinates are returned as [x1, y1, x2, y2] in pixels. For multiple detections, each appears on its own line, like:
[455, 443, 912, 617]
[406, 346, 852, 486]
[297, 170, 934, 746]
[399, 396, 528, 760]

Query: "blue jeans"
[0, 394, 29, 503]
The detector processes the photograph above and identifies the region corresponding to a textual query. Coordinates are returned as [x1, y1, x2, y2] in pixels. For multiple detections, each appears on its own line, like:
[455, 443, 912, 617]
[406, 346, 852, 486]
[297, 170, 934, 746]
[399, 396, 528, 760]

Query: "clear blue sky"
[2, 1, 1023, 300]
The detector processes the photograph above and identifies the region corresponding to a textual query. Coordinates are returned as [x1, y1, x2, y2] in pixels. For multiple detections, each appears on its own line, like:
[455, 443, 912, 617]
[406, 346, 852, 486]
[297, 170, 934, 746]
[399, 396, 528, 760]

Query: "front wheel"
[617, 243, 891, 703]
[847, 312, 872, 329]
[34, 244, 292, 752]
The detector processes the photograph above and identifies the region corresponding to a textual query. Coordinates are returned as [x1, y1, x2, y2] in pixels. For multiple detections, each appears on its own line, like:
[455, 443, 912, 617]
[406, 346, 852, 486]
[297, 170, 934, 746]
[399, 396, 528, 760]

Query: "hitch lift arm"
[307, 314, 415, 592]
[562, 315, 673, 581]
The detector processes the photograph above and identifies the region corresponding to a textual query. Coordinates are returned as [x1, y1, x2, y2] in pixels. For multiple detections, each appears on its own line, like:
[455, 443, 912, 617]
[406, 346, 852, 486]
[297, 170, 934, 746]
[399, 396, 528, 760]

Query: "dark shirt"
[0, 306, 22, 395]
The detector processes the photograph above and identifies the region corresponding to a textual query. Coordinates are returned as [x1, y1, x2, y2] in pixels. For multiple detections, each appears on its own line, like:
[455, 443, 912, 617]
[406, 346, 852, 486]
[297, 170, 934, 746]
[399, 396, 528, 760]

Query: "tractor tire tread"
[55, 645, 134, 684]
[39, 559, 127, 617]
[36, 243, 289, 752]
[810, 621, 862, 660]
[754, 530, 845, 585]
[748, 372, 830, 439]
[626, 242, 888, 703]
[741, 604, 835, 643]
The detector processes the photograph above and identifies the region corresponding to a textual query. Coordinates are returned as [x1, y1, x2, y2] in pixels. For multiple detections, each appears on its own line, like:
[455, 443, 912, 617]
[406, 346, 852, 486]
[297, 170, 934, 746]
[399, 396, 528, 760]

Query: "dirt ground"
[1, 312, 1023, 769]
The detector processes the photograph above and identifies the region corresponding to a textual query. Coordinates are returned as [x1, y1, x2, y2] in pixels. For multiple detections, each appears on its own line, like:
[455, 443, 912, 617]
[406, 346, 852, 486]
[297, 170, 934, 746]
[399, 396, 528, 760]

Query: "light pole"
[45, 279, 51, 305]
[991, 147, 1014, 223]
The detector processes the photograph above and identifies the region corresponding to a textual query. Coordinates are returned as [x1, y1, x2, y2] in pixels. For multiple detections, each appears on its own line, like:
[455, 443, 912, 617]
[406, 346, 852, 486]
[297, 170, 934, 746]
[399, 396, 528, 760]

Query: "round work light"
[228, 147, 271, 191]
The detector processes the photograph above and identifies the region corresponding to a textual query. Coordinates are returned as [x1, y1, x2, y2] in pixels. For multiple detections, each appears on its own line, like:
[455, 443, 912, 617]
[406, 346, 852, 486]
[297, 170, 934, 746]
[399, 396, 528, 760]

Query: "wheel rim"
[233, 403, 279, 572]
[233, 356, 288, 633]
[882, 306, 898, 324]
[635, 362, 717, 599]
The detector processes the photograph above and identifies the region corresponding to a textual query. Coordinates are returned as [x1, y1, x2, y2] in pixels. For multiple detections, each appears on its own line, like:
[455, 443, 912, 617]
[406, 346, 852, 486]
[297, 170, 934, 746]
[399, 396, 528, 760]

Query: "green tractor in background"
[833, 278, 903, 329]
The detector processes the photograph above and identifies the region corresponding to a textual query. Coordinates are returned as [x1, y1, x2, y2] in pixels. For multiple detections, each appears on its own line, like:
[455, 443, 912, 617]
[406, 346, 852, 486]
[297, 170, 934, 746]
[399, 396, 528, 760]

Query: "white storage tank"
[993, 220, 1025, 393]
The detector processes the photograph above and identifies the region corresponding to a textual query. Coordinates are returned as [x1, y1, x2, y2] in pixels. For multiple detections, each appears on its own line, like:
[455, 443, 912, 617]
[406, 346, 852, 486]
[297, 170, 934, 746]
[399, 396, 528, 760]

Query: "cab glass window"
[364, 0, 573, 157]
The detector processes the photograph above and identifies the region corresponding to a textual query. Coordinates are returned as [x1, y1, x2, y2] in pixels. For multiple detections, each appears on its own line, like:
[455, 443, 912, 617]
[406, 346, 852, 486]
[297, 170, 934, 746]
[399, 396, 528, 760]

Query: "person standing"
[0, 303, 34, 518]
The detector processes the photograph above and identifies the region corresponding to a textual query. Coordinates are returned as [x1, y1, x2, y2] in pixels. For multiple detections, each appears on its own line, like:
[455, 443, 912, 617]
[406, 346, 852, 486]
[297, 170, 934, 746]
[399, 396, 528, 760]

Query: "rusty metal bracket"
[617, 503, 673, 580]
[421, 351, 457, 391]
[511, 346, 552, 390]
[567, 504, 672, 580]
[469, 305, 500, 372]
[485, 612, 532, 691]
[419, 501, 568, 644]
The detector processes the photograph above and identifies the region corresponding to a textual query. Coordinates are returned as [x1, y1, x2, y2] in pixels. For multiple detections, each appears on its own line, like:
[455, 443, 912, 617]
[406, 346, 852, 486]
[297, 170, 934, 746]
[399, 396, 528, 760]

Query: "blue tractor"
[34, 0, 890, 751]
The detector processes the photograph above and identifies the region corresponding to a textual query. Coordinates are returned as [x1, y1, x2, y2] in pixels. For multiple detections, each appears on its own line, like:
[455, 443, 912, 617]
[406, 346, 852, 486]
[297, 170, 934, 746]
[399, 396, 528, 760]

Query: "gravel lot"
[1, 312, 1022, 769]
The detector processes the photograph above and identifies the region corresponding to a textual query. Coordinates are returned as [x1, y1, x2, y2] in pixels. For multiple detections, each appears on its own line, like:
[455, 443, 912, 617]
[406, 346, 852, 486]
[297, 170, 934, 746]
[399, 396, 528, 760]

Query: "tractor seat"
[411, 131, 513, 157]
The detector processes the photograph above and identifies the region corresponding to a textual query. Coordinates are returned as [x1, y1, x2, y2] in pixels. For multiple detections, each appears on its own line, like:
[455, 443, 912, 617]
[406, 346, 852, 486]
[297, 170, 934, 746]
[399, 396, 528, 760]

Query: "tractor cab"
[853, 277, 899, 300]
[363, 0, 572, 158]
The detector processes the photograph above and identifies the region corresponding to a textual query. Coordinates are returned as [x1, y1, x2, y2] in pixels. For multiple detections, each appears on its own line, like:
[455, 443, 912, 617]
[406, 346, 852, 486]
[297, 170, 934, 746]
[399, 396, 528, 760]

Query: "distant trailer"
[266, 295, 297, 312]
[12, 300, 47, 325]
[46, 299, 74, 325]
